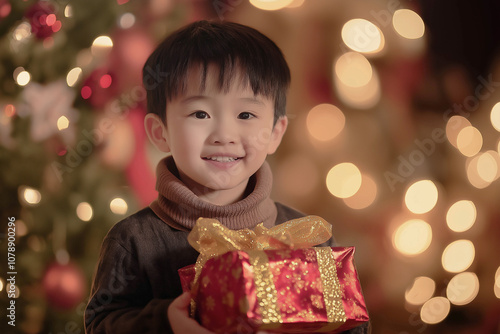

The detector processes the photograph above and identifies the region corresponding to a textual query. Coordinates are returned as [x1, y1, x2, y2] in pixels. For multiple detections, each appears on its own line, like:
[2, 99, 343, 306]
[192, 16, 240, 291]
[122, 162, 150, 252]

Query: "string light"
[119, 13, 136, 29]
[57, 116, 69, 131]
[341, 19, 385, 54]
[4, 104, 15, 118]
[91, 36, 113, 57]
[66, 67, 82, 87]
[249, 0, 294, 11]
[405, 276, 435, 306]
[110, 197, 128, 215]
[20, 186, 41, 205]
[326, 163, 362, 198]
[393, 219, 432, 256]
[420, 297, 450, 324]
[334, 64, 381, 109]
[392, 9, 425, 39]
[286, 0, 305, 8]
[467, 155, 493, 189]
[343, 174, 377, 210]
[476, 151, 498, 182]
[14, 67, 31, 86]
[64, 4, 73, 17]
[76, 202, 93, 221]
[495, 267, 500, 299]
[446, 116, 471, 148]
[446, 200, 476, 232]
[442, 239, 475, 273]
[335, 52, 373, 87]
[456, 126, 483, 157]
[306, 103, 345, 141]
[404, 180, 438, 214]
[491, 102, 500, 132]
[13, 22, 31, 41]
[446, 272, 479, 306]
[6, 283, 20, 298]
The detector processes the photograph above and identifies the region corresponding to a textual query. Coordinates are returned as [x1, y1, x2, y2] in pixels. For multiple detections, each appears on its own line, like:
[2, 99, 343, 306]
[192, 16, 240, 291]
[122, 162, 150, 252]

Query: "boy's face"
[158, 65, 286, 204]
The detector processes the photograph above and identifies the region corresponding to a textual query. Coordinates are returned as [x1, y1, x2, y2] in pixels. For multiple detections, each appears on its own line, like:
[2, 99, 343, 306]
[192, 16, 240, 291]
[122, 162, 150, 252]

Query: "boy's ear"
[144, 113, 170, 153]
[267, 116, 288, 155]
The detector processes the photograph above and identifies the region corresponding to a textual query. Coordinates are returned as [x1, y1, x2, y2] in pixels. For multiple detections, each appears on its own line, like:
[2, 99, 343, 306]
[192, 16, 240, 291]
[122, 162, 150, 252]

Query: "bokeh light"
[66, 67, 82, 87]
[91, 35, 113, 56]
[476, 151, 498, 182]
[446, 272, 479, 306]
[404, 180, 438, 214]
[456, 126, 483, 157]
[76, 202, 93, 222]
[446, 115, 472, 148]
[334, 66, 381, 109]
[405, 276, 436, 306]
[446, 200, 476, 232]
[341, 19, 385, 54]
[4, 104, 15, 118]
[57, 116, 69, 131]
[13, 22, 31, 41]
[64, 4, 73, 17]
[335, 52, 373, 87]
[442, 239, 475, 273]
[467, 154, 494, 189]
[306, 103, 345, 141]
[249, 0, 294, 11]
[392, 9, 425, 39]
[393, 219, 432, 256]
[15, 68, 31, 86]
[326, 163, 362, 198]
[119, 13, 136, 29]
[343, 174, 377, 209]
[286, 0, 305, 8]
[21, 187, 41, 205]
[420, 297, 450, 324]
[491, 102, 500, 132]
[495, 267, 500, 299]
[110, 197, 128, 215]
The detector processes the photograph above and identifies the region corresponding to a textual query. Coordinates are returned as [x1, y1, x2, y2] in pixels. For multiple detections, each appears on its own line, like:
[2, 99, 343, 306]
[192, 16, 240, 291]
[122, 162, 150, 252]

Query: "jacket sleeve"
[84, 236, 175, 334]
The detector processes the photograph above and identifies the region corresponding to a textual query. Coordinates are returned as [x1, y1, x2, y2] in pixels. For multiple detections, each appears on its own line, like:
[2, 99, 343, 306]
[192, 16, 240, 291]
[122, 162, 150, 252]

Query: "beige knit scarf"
[150, 156, 278, 231]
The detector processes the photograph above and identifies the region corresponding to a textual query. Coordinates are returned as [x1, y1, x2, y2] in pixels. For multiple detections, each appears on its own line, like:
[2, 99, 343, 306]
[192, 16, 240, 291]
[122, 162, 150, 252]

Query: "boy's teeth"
[206, 156, 237, 162]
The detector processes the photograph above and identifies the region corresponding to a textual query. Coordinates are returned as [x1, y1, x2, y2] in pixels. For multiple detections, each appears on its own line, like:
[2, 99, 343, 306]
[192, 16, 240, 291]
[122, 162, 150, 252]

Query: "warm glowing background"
[1, 0, 500, 333]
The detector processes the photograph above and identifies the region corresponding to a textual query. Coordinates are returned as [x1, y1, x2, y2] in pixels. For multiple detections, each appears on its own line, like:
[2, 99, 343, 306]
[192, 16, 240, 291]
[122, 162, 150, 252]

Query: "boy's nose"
[209, 119, 238, 144]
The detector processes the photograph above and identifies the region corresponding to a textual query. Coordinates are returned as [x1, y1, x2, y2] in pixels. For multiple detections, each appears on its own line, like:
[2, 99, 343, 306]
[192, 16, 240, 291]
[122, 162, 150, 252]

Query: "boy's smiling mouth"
[202, 155, 243, 162]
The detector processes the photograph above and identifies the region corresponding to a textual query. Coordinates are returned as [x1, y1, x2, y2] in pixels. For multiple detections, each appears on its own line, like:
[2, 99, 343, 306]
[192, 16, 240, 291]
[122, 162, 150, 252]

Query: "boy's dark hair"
[142, 20, 291, 124]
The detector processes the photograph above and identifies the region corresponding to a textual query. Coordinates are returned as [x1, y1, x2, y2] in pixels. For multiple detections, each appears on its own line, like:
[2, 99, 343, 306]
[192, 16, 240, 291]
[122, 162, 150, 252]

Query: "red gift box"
[179, 246, 368, 333]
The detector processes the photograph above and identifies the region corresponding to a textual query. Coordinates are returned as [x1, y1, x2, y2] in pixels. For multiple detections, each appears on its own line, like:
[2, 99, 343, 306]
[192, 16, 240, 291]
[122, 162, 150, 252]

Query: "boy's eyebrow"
[179, 95, 209, 104]
[179, 96, 267, 106]
[238, 97, 266, 106]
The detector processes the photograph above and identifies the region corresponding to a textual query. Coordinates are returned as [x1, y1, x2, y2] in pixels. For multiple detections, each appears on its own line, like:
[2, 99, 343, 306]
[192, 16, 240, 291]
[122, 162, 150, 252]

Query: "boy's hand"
[168, 292, 215, 334]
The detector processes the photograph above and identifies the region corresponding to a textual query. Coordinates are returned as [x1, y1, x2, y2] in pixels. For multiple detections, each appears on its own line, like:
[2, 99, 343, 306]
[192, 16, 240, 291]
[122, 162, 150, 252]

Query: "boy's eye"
[192, 111, 209, 119]
[238, 112, 255, 120]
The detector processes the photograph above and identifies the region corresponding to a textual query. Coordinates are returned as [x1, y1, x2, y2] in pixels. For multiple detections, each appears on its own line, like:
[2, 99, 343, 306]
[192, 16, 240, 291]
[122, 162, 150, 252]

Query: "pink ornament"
[25, 2, 61, 39]
[42, 262, 86, 310]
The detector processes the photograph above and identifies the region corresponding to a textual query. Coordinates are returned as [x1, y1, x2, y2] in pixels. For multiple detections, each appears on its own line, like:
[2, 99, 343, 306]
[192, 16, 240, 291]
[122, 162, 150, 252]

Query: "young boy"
[85, 20, 369, 334]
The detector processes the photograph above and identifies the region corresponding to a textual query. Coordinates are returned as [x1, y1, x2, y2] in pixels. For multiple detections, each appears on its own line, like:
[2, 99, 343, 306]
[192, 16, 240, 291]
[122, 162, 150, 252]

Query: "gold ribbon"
[187, 215, 334, 322]
[188, 215, 332, 283]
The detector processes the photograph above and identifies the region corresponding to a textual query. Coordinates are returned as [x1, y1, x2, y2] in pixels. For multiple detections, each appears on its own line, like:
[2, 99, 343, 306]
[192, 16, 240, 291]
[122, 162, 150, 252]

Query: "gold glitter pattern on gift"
[247, 250, 283, 324]
[315, 247, 347, 323]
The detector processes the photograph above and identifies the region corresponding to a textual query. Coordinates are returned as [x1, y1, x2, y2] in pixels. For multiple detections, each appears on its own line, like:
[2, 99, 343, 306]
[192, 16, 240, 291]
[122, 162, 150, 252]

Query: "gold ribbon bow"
[188, 215, 333, 288]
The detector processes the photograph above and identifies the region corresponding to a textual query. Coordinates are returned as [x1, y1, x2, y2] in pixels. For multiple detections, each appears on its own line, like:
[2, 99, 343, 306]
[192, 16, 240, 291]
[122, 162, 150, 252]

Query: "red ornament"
[25, 2, 61, 39]
[81, 68, 118, 108]
[42, 262, 86, 310]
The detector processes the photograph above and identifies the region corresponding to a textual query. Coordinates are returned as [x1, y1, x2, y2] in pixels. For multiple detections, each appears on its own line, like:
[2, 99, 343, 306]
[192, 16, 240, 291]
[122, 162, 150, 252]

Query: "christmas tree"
[0, 1, 186, 332]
